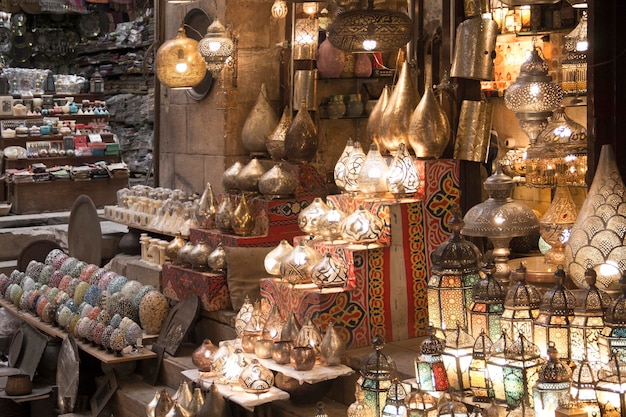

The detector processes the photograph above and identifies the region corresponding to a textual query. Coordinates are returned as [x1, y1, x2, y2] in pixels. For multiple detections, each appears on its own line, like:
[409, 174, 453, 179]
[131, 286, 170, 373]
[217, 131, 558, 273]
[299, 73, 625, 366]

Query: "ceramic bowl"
[0, 202, 12, 216]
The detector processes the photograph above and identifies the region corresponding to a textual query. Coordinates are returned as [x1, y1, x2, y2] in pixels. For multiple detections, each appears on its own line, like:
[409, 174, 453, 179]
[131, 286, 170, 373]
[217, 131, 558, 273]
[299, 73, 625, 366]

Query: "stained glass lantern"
[406, 388, 437, 417]
[569, 357, 599, 412]
[533, 266, 576, 360]
[293, 18, 319, 60]
[442, 327, 475, 393]
[532, 343, 572, 416]
[487, 332, 512, 403]
[599, 272, 626, 364]
[595, 353, 626, 417]
[468, 330, 495, 403]
[381, 379, 409, 417]
[502, 333, 544, 409]
[504, 45, 563, 146]
[470, 263, 505, 342]
[360, 336, 397, 417]
[414, 327, 449, 392]
[462, 166, 540, 286]
[428, 208, 482, 333]
[570, 268, 612, 364]
[501, 263, 542, 342]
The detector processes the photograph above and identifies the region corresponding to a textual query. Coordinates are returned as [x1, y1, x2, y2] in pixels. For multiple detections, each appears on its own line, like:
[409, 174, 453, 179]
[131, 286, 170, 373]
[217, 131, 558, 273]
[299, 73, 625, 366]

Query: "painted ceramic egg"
[101, 325, 115, 350]
[38, 265, 55, 285]
[80, 303, 93, 318]
[4, 283, 15, 301]
[19, 289, 33, 311]
[121, 280, 142, 301]
[109, 328, 127, 353]
[110, 314, 123, 329]
[66, 278, 80, 298]
[58, 275, 73, 292]
[73, 281, 89, 305]
[0, 274, 10, 295]
[119, 317, 133, 333]
[139, 291, 170, 334]
[78, 318, 93, 340]
[68, 314, 81, 334]
[9, 270, 24, 284]
[83, 285, 101, 306]
[132, 285, 155, 310]
[125, 322, 143, 345]
[79, 264, 99, 283]
[59, 257, 78, 276]
[46, 287, 59, 301]
[27, 289, 41, 313]
[20, 276, 36, 292]
[54, 291, 69, 305]
[64, 298, 79, 314]
[56, 305, 73, 328]
[48, 271, 64, 288]
[107, 276, 129, 294]
[85, 320, 98, 342]
[42, 302, 58, 324]
[98, 271, 118, 291]
[73, 317, 86, 338]
[96, 309, 111, 325]
[10, 285, 23, 306]
[36, 296, 49, 317]
[89, 268, 107, 286]
[69, 260, 87, 279]
[25, 260, 44, 280]
[93, 322, 107, 346]
[45, 248, 66, 265]
[88, 306, 102, 321]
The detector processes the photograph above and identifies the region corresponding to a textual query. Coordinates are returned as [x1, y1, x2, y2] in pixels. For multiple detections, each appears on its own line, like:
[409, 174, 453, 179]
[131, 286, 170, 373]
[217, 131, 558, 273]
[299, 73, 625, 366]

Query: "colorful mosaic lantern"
[570, 268, 612, 364]
[360, 336, 397, 417]
[468, 330, 495, 403]
[532, 343, 572, 416]
[427, 208, 482, 333]
[470, 263, 505, 342]
[533, 266, 576, 361]
[414, 327, 449, 392]
[599, 272, 626, 364]
[502, 333, 544, 409]
[501, 263, 541, 342]
[596, 353, 626, 417]
[442, 327, 475, 393]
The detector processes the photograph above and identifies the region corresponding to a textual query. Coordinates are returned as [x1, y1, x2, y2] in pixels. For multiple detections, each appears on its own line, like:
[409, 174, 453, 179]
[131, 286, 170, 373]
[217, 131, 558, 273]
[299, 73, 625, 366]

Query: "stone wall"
[158, 0, 284, 196]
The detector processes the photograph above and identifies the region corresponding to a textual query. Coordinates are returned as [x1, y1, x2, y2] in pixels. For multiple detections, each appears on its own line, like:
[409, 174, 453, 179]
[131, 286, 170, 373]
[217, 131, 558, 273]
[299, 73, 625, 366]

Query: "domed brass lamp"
[358, 143, 389, 197]
[501, 333, 544, 409]
[531, 343, 572, 415]
[271, 0, 288, 19]
[381, 379, 408, 417]
[525, 107, 587, 188]
[316, 201, 346, 242]
[279, 239, 322, 285]
[414, 327, 449, 392]
[442, 326, 475, 393]
[486, 332, 512, 403]
[239, 359, 274, 394]
[462, 165, 539, 286]
[197, 19, 235, 77]
[504, 45, 563, 146]
[594, 353, 626, 416]
[539, 186, 578, 267]
[156, 27, 206, 89]
[598, 273, 626, 364]
[234, 295, 254, 338]
[326, 0, 412, 53]
[220, 348, 250, 385]
[334, 138, 354, 191]
[427, 207, 482, 333]
[468, 330, 495, 403]
[341, 205, 385, 244]
[310, 252, 349, 289]
[264, 240, 293, 276]
[293, 18, 318, 60]
[567, 357, 599, 413]
[533, 266, 576, 361]
[570, 268, 612, 364]
[470, 263, 505, 342]
[262, 304, 285, 341]
[344, 141, 366, 193]
[500, 263, 542, 342]
[359, 336, 397, 417]
[386, 143, 420, 198]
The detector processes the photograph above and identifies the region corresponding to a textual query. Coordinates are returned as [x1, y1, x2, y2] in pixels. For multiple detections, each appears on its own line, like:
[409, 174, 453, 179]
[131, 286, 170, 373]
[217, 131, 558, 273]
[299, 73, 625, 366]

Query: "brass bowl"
[5, 374, 32, 396]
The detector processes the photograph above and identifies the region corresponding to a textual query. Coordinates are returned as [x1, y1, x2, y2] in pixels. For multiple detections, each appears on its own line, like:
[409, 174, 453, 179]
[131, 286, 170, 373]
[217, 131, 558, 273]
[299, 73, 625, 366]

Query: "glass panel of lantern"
[598, 273, 626, 364]
[486, 332, 511, 403]
[414, 327, 449, 392]
[381, 379, 409, 417]
[470, 263, 505, 342]
[427, 208, 482, 333]
[568, 357, 600, 413]
[441, 327, 475, 393]
[595, 353, 626, 417]
[531, 343, 572, 416]
[502, 333, 544, 409]
[406, 388, 437, 417]
[468, 330, 495, 403]
[360, 336, 397, 417]
[533, 266, 576, 361]
[500, 263, 541, 342]
[569, 268, 612, 364]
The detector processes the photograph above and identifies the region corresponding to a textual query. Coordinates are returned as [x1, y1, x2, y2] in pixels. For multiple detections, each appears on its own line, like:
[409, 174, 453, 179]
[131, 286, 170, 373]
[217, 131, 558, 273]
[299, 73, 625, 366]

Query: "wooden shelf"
[3, 155, 119, 170]
[0, 298, 157, 364]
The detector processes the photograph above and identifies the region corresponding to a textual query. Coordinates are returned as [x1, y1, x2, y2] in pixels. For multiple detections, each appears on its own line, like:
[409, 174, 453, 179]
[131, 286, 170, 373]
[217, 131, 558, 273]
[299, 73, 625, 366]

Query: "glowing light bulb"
[363, 39, 377, 51]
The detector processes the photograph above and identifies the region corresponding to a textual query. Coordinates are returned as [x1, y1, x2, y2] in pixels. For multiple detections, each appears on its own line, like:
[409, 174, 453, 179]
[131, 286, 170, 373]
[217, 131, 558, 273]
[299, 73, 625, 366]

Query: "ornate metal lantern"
[596, 353, 626, 417]
[502, 333, 544, 409]
[360, 336, 397, 417]
[468, 330, 495, 403]
[470, 263, 505, 342]
[486, 332, 512, 403]
[442, 327, 475, 393]
[501, 263, 542, 342]
[599, 272, 626, 364]
[532, 343, 572, 415]
[414, 327, 449, 392]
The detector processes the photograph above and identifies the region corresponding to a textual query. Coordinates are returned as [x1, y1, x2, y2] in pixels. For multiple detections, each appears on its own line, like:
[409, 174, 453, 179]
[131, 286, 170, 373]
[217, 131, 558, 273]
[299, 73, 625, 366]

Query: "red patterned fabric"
[162, 265, 231, 311]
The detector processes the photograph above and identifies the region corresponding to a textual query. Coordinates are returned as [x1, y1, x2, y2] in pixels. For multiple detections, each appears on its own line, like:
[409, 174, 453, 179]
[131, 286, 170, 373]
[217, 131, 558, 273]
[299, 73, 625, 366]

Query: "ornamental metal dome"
[420, 327, 445, 355]
[360, 335, 397, 381]
[430, 207, 482, 273]
[538, 267, 576, 317]
[504, 263, 542, 309]
[472, 329, 493, 360]
[576, 268, 613, 316]
[537, 343, 572, 383]
[473, 263, 506, 304]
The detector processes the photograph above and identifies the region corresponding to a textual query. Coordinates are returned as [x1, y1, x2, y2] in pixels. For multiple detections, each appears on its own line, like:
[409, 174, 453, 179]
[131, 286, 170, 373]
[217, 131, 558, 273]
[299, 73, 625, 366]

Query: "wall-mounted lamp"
[155, 27, 207, 89]
[198, 19, 237, 81]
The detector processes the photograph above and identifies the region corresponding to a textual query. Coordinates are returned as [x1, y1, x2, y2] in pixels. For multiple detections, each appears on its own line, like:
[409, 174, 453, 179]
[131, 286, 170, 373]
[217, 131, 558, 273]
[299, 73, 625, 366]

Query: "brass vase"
[237, 158, 267, 193]
[241, 83, 278, 154]
[408, 84, 451, 159]
[154, 388, 173, 417]
[320, 321, 346, 366]
[222, 161, 243, 192]
[189, 239, 212, 270]
[379, 61, 420, 154]
[290, 346, 316, 371]
[177, 240, 195, 267]
[146, 390, 161, 417]
[295, 316, 323, 356]
[173, 381, 192, 409]
[266, 107, 292, 161]
[215, 195, 235, 233]
[281, 311, 301, 342]
[187, 388, 205, 416]
[196, 182, 218, 229]
[231, 194, 255, 236]
[271, 340, 293, 364]
[165, 232, 186, 264]
[284, 102, 318, 163]
[279, 239, 322, 285]
[258, 164, 298, 198]
[207, 243, 227, 272]
[366, 85, 391, 153]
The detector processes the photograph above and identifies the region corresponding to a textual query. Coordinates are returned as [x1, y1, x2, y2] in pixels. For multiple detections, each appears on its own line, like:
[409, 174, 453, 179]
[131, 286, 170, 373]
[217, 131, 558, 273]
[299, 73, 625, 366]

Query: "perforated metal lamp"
[427, 208, 482, 333]
[414, 327, 450, 392]
[599, 272, 626, 364]
[568, 357, 600, 415]
[470, 263, 505, 342]
[462, 166, 540, 286]
[468, 330, 495, 402]
[533, 266, 577, 361]
[442, 327, 475, 393]
[486, 332, 512, 403]
[570, 268, 612, 364]
[596, 353, 626, 417]
[359, 335, 397, 417]
[531, 343, 572, 415]
[155, 27, 207, 89]
[500, 263, 542, 341]
[198, 19, 235, 77]
[502, 333, 544, 409]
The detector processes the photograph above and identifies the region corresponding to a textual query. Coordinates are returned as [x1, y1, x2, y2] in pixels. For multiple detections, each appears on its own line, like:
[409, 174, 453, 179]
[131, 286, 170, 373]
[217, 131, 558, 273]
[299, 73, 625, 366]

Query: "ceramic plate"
[3, 146, 27, 160]
[68, 195, 102, 267]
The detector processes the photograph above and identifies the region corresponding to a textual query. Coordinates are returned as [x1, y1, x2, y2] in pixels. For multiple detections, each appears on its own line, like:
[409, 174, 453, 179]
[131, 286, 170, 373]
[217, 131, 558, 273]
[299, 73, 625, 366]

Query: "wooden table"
[0, 298, 156, 364]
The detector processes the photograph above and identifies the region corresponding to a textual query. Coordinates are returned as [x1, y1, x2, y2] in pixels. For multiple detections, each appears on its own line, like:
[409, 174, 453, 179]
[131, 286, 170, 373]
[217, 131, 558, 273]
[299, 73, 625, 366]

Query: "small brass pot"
[290, 346, 316, 371]
[5, 374, 32, 396]
[272, 340, 293, 364]
[254, 339, 274, 359]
